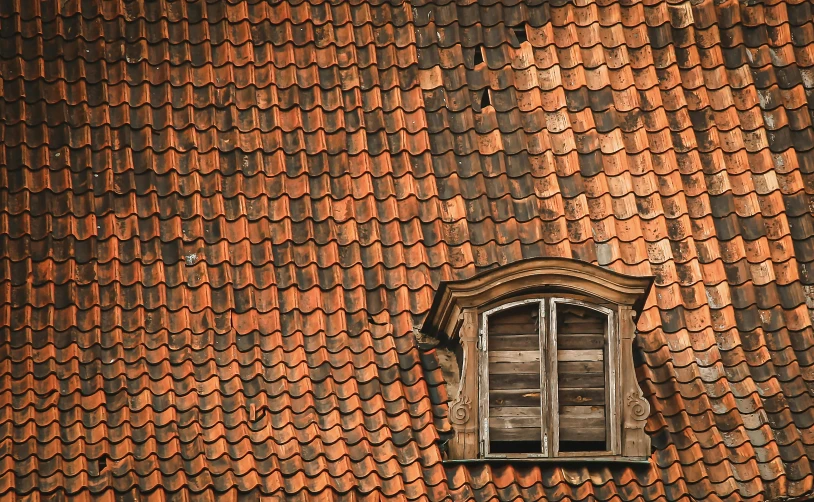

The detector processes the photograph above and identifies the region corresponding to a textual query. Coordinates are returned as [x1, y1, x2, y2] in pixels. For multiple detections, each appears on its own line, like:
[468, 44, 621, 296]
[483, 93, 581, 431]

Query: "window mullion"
[538, 299, 546, 456]
[479, 312, 489, 457]
[537, 299, 551, 456]
[547, 300, 560, 457]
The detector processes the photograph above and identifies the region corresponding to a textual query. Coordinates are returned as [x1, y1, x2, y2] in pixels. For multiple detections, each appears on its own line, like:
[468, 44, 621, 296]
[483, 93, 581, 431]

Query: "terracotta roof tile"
[3, 0, 814, 499]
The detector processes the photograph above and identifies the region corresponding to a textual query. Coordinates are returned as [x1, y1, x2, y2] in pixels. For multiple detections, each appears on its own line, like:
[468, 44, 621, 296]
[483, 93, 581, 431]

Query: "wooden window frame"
[420, 258, 654, 461]
[479, 299, 549, 458]
[478, 298, 620, 459]
[549, 298, 617, 458]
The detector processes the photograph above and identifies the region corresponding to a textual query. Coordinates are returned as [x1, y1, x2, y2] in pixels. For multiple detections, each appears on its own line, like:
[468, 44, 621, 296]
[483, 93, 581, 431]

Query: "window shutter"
[486, 303, 543, 454]
[555, 304, 608, 452]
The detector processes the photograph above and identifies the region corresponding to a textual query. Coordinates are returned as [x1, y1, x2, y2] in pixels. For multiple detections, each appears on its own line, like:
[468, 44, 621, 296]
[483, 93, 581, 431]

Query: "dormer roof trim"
[422, 258, 654, 339]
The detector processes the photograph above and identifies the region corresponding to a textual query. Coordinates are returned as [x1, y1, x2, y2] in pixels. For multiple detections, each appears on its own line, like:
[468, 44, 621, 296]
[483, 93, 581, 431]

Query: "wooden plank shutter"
[486, 303, 543, 453]
[555, 304, 608, 452]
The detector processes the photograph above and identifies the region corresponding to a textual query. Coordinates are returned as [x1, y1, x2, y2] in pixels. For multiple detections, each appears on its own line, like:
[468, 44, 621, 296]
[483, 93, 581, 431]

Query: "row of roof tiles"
[4, 0, 814, 499]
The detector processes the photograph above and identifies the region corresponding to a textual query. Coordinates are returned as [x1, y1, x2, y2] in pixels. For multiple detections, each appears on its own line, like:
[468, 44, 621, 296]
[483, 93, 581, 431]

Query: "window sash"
[479, 299, 548, 458]
[549, 298, 618, 457]
[479, 298, 619, 458]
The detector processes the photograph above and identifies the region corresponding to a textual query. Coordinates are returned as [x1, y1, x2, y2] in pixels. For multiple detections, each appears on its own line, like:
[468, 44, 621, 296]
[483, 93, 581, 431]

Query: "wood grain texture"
[560, 427, 606, 442]
[490, 414, 542, 428]
[449, 308, 480, 460]
[558, 373, 604, 388]
[559, 405, 606, 441]
[560, 406, 604, 418]
[488, 334, 539, 350]
[489, 389, 542, 407]
[490, 407, 541, 417]
[559, 388, 606, 405]
[557, 349, 603, 362]
[489, 361, 540, 374]
[489, 350, 540, 363]
[559, 322, 604, 335]
[488, 323, 538, 335]
[490, 427, 543, 441]
[558, 361, 603, 373]
[490, 372, 540, 390]
[556, 334, 604, 349]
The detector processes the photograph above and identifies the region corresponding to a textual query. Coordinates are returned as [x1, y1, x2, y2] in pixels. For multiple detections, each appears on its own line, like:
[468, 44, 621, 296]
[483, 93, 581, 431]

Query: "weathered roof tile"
[3, 0, 814, 499]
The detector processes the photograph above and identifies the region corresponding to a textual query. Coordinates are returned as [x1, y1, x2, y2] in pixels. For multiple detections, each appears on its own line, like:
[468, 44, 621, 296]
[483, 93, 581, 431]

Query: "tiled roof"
[1, 0, 814, 500]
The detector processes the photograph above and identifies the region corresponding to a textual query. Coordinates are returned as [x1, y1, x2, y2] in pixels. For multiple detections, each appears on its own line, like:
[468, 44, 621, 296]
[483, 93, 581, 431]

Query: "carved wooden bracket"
[619, 306, 651, 458]
[448, 309, 479, 459]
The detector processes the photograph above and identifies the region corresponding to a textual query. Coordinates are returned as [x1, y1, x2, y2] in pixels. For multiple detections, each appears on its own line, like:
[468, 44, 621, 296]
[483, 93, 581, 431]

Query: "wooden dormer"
[422, 258, 654, 461]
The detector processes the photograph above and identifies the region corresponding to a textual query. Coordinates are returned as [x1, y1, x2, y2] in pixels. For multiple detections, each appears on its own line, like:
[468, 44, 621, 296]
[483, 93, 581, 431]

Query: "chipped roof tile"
[3, 0, 814, 499]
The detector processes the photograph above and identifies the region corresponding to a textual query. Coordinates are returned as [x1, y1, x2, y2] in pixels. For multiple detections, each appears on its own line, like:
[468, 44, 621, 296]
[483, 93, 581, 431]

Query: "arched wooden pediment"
[423, 258, 654, 340]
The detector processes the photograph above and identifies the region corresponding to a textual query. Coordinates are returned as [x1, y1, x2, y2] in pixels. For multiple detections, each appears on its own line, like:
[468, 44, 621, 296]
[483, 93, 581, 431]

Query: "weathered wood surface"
[489, 405, 543, 441]
[489, 350, 541, 363]
[490, 372, 540, 389]
[559, 321, 604, 334]
[490, 407, 540, 417]
[488, 323, 539, 335]
[555, 305, 608, 448]
[557, 334, 604, 349]
[489, 389, 542, 407]
[490, 414, 542, 428]
[490, 309, 538, 324]
[559, 402, 607, 443]
[560, 405, 604, 418]
[558, 372, 604, 388]
[427, 258, 653, 460]
[557, 349, 603, 362]
[489, 361, 539, 374]
[490, 427, 543, 441]
[448, 309, 480, 459]
[560, 427, 606, 442]
[559, 388, 605, 405]
[558, 307, 604, 334]
[558, 361, 603, 373]
[489, 334, 539, 350]
[488, 306, 539, 335]
[559, 405, 606, 441]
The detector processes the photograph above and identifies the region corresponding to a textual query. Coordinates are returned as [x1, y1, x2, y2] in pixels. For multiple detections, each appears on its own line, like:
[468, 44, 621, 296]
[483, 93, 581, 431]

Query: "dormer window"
[422, 258, 654, 461]
[481, 299, 616, 457]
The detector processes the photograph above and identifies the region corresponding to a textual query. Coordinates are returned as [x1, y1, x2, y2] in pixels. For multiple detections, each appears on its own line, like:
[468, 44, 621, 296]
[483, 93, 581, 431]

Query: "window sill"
[443, 456, 651, 466]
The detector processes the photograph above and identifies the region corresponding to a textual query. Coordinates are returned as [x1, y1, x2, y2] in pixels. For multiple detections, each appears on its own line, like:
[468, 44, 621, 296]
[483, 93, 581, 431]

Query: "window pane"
[487, 303, 542, 453]
[555, 303, 608, 452]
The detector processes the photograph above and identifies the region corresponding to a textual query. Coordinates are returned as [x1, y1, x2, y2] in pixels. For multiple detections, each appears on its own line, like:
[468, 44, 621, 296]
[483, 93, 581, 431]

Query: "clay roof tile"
[3, 0, 814, 499]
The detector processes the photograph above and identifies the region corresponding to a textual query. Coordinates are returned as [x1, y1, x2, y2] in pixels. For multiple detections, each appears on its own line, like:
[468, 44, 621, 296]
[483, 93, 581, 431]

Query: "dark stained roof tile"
[3, 0, 814, 499]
